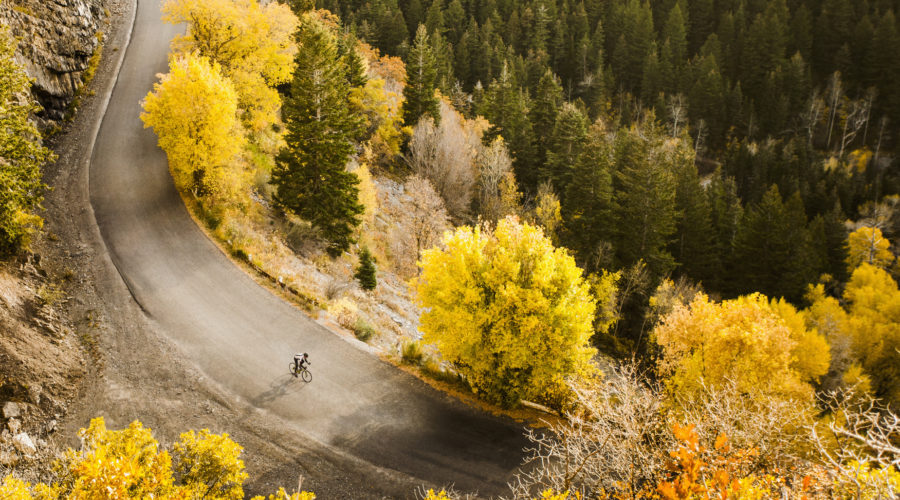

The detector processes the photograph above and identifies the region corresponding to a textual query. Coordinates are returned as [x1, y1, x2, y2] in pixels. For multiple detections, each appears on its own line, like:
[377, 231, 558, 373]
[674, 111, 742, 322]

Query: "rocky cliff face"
[1, 0, 109, 124]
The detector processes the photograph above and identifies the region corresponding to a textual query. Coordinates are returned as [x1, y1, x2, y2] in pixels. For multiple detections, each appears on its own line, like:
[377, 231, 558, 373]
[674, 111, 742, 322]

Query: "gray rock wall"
[1, 0, 109, 123]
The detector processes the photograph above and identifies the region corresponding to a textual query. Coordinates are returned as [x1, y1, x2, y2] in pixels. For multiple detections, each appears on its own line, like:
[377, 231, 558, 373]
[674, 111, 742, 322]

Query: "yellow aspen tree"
[842, 263, 900, 404]
[141, 53, 241, 198]
[3, 418, 318, 500]
[768, 297, 831, 387]
[413, 216, 597, 409]
[58, 418, 178, 499]
[162, 0, 298, 131]
[846, 226, 894, 271]
[173, 429, 248, 499]
[654, 293, 828, 402]
[349, 78, 408, 166]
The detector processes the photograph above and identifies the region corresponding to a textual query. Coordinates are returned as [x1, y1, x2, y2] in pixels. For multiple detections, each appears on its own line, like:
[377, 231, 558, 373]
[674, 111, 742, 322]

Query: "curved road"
[89, 0, 526, 495]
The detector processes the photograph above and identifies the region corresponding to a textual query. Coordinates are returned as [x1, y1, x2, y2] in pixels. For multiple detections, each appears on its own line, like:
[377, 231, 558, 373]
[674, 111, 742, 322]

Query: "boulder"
[12, 432, 37, 456]
[2, 401, 20, 419]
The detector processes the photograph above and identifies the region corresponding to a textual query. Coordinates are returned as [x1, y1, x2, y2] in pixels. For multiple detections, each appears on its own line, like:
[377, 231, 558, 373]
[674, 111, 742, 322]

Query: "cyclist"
[293, 352, 310, 376]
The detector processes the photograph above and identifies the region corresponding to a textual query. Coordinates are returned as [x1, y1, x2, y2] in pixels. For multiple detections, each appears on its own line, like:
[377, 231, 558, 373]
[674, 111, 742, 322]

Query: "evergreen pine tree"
[336, 32, 368, 89]
[662, 3, 687, 69]
[705, 171, 743, 295]
[444, 0, 466, 46]
[287, 0, 314, 15]
[608, 0, 656, 91]
[403, 0, 424, 37]
[563, 121, 615, 271]
[640, 43, 661, 105]
[271, 18, 364, 257]
[355, 246, 377, 290]
[481, 62, 536, 194]
[425, 0, 445, 37]
[688, 0, 715, 54]
[612, 118, 678, 278]
[543, 102, 589, 193]
[688, 52, 726, 148]
[822, 201, 850, 283]
[529, 69, 563, 172]
[670, 137, 715, 285]
[869, 10, 900, 126]
[403, 25, 441, 127]
[732, 185, 815, 302]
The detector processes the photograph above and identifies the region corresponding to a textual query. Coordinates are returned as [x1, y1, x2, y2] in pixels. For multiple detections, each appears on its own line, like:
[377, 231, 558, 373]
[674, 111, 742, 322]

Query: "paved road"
[89, 0, 526, 494]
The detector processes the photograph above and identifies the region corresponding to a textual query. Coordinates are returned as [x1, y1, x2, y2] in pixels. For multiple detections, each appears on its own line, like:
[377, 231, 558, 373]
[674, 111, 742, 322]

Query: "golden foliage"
[141, 53, 243, 199]
[59, 418, 178, 499]
[173, 429, 248, 499]
[846, 226, 894, 272]
[2, 417, 314, 500]
[655, 424, 812, 500]
[412, 216, 598, 408]
[841, 263, 900, 403]
[349, 78, 408, 166]
[250, 488, 316, 500]
[356, 42, 406, 85]
[162, 0, 298, 131]
[0, 476, 58, 500]
[654, 293, 829, 401]
[532, 182, 562, 243]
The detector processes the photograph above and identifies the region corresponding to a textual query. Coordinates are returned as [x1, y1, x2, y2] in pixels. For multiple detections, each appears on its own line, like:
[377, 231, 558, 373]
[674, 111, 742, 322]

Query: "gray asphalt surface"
[88, 0, 527, 495]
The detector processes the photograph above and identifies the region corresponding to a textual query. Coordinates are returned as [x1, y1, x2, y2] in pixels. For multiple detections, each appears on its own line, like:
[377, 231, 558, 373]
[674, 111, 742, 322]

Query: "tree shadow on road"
[251, 372, 310, 407]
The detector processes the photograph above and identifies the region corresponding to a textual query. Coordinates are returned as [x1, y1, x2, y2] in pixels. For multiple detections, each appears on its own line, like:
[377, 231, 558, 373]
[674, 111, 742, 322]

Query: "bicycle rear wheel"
[300, 369, 312, 383]
[289, 363, 297, 376]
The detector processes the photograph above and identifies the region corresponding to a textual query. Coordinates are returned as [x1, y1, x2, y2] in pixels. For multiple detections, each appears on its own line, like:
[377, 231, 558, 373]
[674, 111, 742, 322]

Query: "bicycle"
[289, 362, 312, 382]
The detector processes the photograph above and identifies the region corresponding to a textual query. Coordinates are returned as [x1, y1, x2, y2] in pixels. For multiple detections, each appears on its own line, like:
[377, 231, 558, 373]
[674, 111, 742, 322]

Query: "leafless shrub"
[324, 275, 350, 300]
[811, 391, 900, 498]
[508, 367, 823, 500]
[673, 379, 816, 474]
[507, 364, 670, 499]
[282, 218, 322, 256]
[406, 100, 480, 220]
[392, 176, 451, 278]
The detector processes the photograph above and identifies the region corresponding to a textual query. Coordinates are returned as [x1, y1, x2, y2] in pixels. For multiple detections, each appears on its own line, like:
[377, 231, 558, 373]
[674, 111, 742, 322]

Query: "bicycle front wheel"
[300, 369, 312, 383]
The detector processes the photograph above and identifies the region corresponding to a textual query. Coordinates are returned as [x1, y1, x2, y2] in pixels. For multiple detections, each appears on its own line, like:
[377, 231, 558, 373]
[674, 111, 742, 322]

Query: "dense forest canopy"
[319, 0, 900, 193]
[316, 0, 900, 291]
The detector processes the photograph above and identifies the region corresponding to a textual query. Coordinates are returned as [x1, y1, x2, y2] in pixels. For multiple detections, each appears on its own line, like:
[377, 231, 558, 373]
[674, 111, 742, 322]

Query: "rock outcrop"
[1, 0, 109, 123]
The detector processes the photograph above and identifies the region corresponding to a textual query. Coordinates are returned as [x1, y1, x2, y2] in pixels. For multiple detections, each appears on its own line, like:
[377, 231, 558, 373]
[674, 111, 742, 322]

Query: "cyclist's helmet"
[303, 352, 308, 357]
